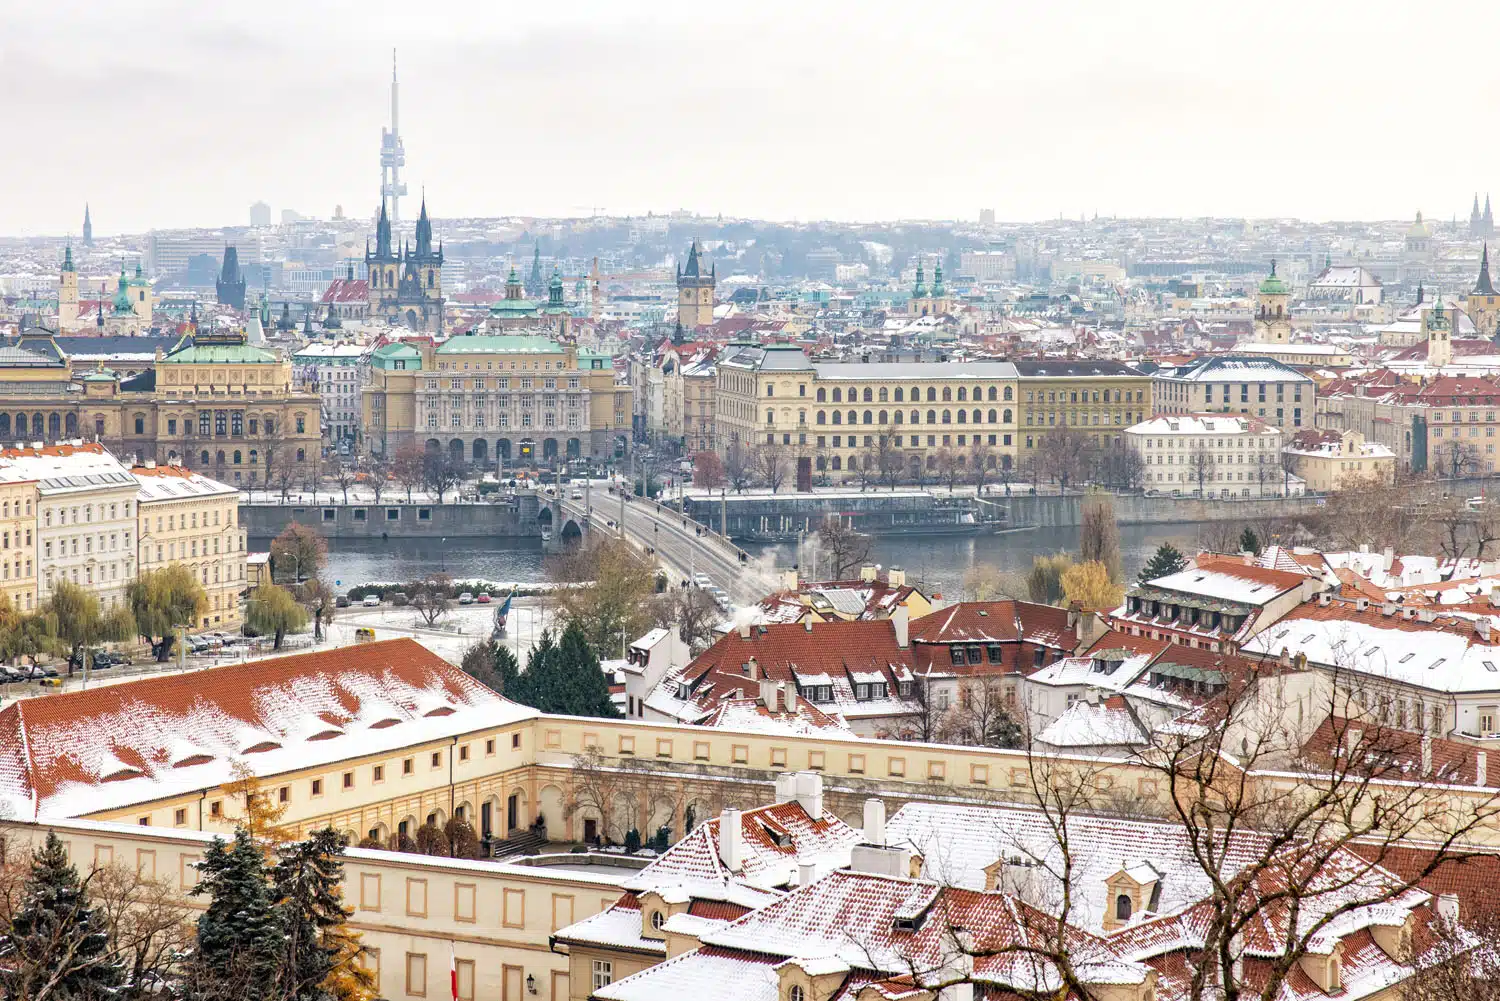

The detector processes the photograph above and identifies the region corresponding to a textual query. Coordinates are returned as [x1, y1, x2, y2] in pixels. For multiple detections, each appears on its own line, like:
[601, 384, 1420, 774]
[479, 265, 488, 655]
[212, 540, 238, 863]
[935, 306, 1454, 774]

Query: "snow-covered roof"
[0, 638, 536, 818]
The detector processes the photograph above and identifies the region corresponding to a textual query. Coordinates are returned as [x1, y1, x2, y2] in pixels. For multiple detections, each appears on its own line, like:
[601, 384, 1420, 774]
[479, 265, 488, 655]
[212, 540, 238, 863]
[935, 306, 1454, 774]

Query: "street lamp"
[440, 537, 446, 571]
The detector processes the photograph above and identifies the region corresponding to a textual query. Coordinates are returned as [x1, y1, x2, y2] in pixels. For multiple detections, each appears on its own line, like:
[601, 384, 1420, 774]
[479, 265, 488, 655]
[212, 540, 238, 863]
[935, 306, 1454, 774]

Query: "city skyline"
[7, 0, 1500, 235]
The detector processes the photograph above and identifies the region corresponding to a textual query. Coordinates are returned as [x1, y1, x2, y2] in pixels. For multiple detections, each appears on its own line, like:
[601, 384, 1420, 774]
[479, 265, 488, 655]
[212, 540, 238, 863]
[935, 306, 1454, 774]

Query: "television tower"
[380, 49, 408, 224]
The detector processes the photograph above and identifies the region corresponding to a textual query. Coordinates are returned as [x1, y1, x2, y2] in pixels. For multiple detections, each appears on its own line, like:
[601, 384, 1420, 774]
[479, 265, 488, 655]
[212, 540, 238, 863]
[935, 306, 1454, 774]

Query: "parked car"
[458, 592, 475, 605]
[476, 593, 492, 604]
[90, 651, 126, 669]
[336, 594, 351, 608]
[390, 591, 408, 606]
[363, 594, 381, 607]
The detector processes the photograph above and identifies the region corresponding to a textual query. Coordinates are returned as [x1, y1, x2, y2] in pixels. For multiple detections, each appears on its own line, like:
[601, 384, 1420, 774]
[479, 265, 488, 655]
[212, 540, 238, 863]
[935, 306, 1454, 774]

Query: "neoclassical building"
[0, 329, 321, 488]
[362, 333, 632, 466]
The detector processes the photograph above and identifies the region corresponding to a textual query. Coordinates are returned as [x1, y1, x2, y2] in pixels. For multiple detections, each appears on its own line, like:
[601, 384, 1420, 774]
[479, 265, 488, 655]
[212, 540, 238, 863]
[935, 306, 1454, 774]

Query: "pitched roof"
[0, 638, 533, 818]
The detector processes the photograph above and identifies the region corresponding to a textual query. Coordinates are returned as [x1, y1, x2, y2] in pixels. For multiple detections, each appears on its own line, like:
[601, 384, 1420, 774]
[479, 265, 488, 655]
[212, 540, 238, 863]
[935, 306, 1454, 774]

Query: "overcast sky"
[3, 0, 1497, 235]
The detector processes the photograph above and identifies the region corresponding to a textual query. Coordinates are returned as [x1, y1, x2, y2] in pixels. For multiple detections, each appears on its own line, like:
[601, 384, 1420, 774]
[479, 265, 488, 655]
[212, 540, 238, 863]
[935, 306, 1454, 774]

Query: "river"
[257, 522, 1208, 598]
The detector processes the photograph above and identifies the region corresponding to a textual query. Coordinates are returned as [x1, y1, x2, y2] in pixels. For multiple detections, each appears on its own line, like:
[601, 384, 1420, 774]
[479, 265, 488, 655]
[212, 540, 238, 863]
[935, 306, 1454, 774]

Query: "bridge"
[541, 483, 773, 604]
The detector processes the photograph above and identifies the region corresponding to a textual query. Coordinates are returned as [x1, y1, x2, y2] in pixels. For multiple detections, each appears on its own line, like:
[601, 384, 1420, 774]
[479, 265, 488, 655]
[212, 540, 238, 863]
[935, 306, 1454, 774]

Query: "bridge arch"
[560, 519, 583, 546]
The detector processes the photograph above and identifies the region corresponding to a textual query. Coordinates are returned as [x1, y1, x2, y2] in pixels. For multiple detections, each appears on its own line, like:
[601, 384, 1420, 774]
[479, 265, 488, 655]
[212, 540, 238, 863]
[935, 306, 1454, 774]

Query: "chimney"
[1478, 751, 1488, 787]
[892, 603, 909, 648]
[1438, 893, 1460, 925]
[804, 618, 813, 632]
[887, 566, 906, 587]
[781, 680, 798, 712]
[1383, 546, 1395, 571]
[1355, 597, 1369, 612]
[862, 797, 887, 846]
[1478, 619, 1492, 643]
[860, 563, 878, 583]
[1382, 601, 1396, 616]
[774, 773, 797, 804]
[1318, 593, 1332, 607]
[738, 621, 751, 639]
[798, 861, 817, 887]
[781, 568, 799, 591]
[1421, 735, 1433, 776]
[759, 676, 779, 708]
[1405, 607, 1421, 620]
[1360, 543, 1370, 554]
[718, 808, 743, 872]
[794, 771, 824, 818]
[1489, 591, 1500, 610]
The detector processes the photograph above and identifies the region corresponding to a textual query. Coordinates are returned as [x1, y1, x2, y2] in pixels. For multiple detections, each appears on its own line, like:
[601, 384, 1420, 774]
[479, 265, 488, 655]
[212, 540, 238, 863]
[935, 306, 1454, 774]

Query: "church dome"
[1407, 211, 1431, 239]
[1257, 260, 1288, 296]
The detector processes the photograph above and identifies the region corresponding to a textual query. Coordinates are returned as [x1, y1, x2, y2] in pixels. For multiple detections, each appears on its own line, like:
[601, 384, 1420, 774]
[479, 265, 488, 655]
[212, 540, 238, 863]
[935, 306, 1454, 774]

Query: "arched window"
[832, 388, 842, 403]
[957, 387, 967, 401]
[371, 271, 379, 289]
[894, 387, 904, 402]
[791, 986, 806, 1001]
[798, 410, 806, 425]
[988, 409, 998, 424]
[878, 387, 888, 402]
[817, 412, 826, 425]
[1003, 409, 1013, 423]
[1116, 894, 1133, 922]
[816, 388, 826, 402]
[863, 411, 873, 425]
[942, 410, 952, 424]
[216, 450, 225, 465]
[926, 387, 936, 402]
[973, 386, 983, 401]
[863, 388, 873, 403]
[911, 387, 921, 402]
[973, 410, 981, 424]
[249, 449, 259, 465]
[941, 387, 952, 402]
[957, 410, 966, 424]
[1004, 386, 1014, 401]
[233, 450, 242, 464]
[988, 386, 997, 401]
[651, 911, 665, 930]
[848, 411, 857, 425]
[427, 271, 434, 288]
[927, 410, 936, 424]
[878, 410, 888, 424]
[832, 411, 842, 425]
[910, 410, 920, 424]
[832, 456, 842, 470]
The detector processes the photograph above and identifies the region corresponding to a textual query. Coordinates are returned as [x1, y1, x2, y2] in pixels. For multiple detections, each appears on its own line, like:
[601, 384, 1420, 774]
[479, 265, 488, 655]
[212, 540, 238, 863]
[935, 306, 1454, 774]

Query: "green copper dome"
[1258, 259, 1288, 296]
[111, 269, 133, 313]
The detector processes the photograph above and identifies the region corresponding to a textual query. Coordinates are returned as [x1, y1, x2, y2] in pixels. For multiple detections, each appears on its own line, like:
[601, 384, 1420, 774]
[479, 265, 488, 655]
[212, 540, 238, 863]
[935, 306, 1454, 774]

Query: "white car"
[362, 594, 380, 607]
[458, 592, 475, 605]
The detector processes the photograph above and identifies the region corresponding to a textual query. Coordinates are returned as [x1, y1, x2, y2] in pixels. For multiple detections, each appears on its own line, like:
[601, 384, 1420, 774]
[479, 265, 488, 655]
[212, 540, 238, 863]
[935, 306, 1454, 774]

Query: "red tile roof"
[321, 278, 368, 304]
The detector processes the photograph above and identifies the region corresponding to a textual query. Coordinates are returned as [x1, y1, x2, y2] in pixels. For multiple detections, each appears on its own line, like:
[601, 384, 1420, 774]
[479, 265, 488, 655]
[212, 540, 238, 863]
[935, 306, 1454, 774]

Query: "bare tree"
[410, 573, 454, 628]
[816, 517, 872, 579]
[1189, 440, 1215, 497]
[755, 442, 788, 493]
[90, 864, 195, 997]
[566, 746, 653, 844]
[651, 586, 720, 654]
[969, 440, 994, 495]
[935, 448, 962, 494]
[877, 435, 904, 490]
[422, 450, 465, 503]
[1039, 426, 1092, 493]
[365, 454, 389, 504]
[723, 441, 753, 493]
[393, 443, 425, 502]
[1078, 488, 1121, 582]
[329, 456, 357, 505]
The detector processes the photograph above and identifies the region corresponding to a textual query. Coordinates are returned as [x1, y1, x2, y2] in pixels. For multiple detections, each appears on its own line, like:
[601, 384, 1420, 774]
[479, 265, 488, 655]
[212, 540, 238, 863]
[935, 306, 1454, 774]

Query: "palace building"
[0, 328, 320, 488]
[362, 332, 632, 465]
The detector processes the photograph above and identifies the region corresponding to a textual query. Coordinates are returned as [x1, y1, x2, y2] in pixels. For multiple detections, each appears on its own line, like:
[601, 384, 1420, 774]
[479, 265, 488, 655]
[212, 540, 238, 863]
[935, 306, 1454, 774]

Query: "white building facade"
[291, 343, 371, 450]
[1127, 413, 1288, 498]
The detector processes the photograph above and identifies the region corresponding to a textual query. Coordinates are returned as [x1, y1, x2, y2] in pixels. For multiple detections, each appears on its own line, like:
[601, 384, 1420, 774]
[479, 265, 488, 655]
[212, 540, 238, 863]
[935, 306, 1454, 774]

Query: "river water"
[257, 522, 1208, 598]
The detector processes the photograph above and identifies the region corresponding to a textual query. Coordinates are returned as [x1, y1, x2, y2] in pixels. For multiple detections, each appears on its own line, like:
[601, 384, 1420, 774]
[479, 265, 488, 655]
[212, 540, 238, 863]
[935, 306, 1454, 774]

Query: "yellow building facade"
[1013, 360, 1154, 458]
[1283, 429, 1397, 491]
[133, 463, 248, 630]
[0, 477, 37, 612]
[363, 334, 631, 465]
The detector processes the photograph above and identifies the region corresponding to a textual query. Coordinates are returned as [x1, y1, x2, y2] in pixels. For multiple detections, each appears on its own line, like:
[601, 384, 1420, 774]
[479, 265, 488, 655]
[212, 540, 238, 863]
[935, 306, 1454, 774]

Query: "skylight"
[1399, 653, 1415, 663]
[1429, 658, 1447, 671]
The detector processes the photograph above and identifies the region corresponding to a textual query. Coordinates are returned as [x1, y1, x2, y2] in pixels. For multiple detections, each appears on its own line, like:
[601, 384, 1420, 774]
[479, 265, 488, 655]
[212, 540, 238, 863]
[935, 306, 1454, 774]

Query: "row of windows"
[1024, 389, 1147, 403]
[434, 359, 568, 372]
[43, 533, 130, 558]
[811, 385, 1016, 404]
[1026, 412, 1142, 427]
[162, 415, 280, 437]
[773, 409, 1016, 427]
[428, 413, 582, 429]
[425, 376, 581, 390]
[44, 503, 130, 527]
[770, 432, 1013, 450]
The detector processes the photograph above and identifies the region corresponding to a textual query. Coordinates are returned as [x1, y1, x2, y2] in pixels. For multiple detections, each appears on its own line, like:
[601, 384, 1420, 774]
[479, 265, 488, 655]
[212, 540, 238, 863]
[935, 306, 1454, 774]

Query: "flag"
[450, 943, 459, 1001]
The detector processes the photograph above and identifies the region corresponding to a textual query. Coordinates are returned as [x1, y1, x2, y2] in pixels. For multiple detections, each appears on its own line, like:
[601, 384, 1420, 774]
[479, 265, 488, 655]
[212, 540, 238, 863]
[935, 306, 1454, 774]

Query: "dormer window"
[650, 911, 665, 931]
[1115, 894, 1133, 922]
[790, 987, 805, 1001]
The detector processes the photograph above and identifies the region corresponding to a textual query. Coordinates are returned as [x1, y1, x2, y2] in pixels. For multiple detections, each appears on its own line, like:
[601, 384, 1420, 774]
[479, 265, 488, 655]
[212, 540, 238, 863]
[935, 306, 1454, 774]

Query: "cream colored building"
[133, 462, 248, 630]
[1283, 428, 1396, 491]
[1125, 413, 1288, 498]
[0, 442, 138, 610]
[363, 334, 631, 465]
[716, 344, 1022, 479]
[1014, 360, 1155, 457]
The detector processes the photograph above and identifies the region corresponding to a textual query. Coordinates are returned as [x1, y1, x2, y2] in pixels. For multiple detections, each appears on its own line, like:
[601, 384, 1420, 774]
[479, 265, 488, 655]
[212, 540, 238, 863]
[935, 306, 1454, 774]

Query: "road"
[560, 487, 772, 604]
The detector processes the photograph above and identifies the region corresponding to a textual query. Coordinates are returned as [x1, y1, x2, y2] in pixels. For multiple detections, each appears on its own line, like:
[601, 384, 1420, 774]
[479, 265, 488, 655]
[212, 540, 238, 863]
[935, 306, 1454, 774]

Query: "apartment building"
[1125, 413, 1289, 497]
[0, 476, 37, 612]
[0, 442, 137, 610]
[1150, 355, 1313, 429]
[133, 462, 249, 630]
[291, 342, 371, 448]
[1013, 359, 1153, 456]
[1283, 428, 1397, 491]
[715, 344, 1023, 477]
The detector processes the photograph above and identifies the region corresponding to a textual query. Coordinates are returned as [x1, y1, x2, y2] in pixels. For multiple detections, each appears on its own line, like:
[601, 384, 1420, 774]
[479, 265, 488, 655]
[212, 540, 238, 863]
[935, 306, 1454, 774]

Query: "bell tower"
[1427, 295, 1453, 368]
[1469, 243, 1500, 340]
[58, 245, 78, 330]
[676, 239, 715, 328]
[1254, 259, 1291, 344]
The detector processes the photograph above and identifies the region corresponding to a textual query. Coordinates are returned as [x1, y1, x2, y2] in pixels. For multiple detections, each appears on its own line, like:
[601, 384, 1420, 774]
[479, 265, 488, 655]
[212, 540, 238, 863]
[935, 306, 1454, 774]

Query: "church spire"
[414, 193, 432, 257]
[1476, 243, 1497, 297]
[61, 245, 74, 273]
[374, 201, 393, 259]
[82, 203, 93, 247]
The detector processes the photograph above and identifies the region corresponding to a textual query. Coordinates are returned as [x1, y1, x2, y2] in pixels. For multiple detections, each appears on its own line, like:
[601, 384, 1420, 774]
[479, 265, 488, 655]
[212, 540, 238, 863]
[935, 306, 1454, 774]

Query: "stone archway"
[448, 439, 464, 463]
[566, 438, 581, 459]
[542, 438, 559, 461]
[425, 438, 441, 453]
[472, 439, 488, 463]
[560, 520, 583, 547]
[498, 438, 512, 462]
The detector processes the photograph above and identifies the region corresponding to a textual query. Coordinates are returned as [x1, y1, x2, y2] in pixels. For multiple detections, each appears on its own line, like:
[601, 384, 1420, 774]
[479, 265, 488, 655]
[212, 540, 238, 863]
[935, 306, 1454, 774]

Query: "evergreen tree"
[0, 831, 120, 1000]
[459, 640, 520, 697]
[1239, 526, 1262, 555]
[1137, 542, 1188, 584]
[555, 621, 620, 718]
[273, 828, 371, 1001]
[192, 829, 283, 1000]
